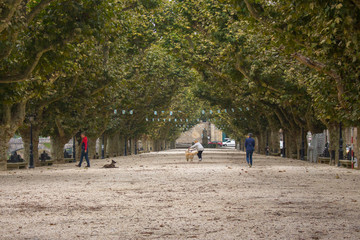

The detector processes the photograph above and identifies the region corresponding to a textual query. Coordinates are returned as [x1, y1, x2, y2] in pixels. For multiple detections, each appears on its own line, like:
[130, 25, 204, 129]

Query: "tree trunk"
[254, 137, 258, 153]
[289, 136, 297, 159]
[103, 134, 108, 158]
[284, 132, 291, 158]
[0, 132, 11, 170]
[145, 137, 151, 152]
[269, 129, 280, 153]
[355, 127, 359, 169]
[0, 101, 27, 170]
[130, 137, 135, 155]
[152, 140, 157, 151]
[258, 132, 266, 155]
[291, 128, 302, 160]
[50, 136, 68, 162]
[123, 136, 127, 156]
[97, 136, 102, 159]
[88, 137, 97, 159]
[329, 122, 339, 166]
[295, 132, 301, 160]
[76, 139, 82, 162]
[118, 135, 124, 156]
[107, 133, 119, 157]
[161, 140, 165, 151]
[170, 140, 176, 149]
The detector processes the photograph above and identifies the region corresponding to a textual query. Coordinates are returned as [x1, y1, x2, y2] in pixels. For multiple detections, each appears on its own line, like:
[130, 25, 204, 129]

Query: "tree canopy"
[1, 0, 359, 169]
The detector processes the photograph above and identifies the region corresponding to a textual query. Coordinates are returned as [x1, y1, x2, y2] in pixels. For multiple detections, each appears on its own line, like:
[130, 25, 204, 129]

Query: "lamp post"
[124, 137, 127, 156]
[72, 136, 76, 162]
[101, 134, 105, 159]
[301, 128, 305, 160]
[339, 122, 343, 164]
[282, 130, 286, 158]
[266, 131, 269, 156]
[29, 115, 34, 169]
[135, 139, 137, 155]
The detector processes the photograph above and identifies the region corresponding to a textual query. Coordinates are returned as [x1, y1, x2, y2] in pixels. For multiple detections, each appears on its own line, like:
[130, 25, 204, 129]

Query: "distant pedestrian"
[76, 132, 90, 167]
[245, 133, 255, 167]
[190, 140, 204, 161]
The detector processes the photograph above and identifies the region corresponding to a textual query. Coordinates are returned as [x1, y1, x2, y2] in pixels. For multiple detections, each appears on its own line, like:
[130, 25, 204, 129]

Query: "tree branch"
[25, 0, 56, 23]
[0, 0, 56, 60]
[55, 118, 65, 138]
[1, 31, 76, 84]
[0, 31, 19, 60]
[292, 52, 344, 106]
[121, 2, 138, 12]
[0, 0, 23, 33]
[11, 100, 27, 129]
[0, 46, 53, 83]
[234, 56, 282, 94]
[243, 0, 346, 108]
[351, 0, 360, 9]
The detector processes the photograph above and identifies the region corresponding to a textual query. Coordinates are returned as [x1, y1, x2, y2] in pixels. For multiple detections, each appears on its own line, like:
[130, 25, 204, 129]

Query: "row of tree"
[158, 0, 360, 163]
[1, 0, 359, 170]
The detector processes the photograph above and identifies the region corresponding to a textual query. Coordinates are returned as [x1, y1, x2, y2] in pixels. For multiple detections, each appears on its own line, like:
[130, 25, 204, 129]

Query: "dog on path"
[103, 160, 117, 168]
[185, 149, 198, 162]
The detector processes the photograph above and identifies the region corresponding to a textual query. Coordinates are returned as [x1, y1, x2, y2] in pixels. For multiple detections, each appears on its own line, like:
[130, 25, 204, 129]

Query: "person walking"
[76, 132, 90, 167]
[190, 140, 204, 161]
[245, 133, 255, 167]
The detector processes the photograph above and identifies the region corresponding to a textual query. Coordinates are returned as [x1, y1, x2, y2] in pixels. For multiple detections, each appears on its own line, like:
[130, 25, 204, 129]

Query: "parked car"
[222, 139, 235, 147]
[208, 141, 223, 146]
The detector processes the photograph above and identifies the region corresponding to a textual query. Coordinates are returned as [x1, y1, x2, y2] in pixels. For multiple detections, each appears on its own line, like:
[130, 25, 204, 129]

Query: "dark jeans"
[197, 151, 203, 160]
[246, 150, 253, 166]
[79, 150, 90, 167]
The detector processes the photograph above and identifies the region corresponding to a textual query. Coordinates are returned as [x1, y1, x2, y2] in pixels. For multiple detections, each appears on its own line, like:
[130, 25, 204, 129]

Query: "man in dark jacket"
[245, 133, 255, 167]
[76, 132, 90, 168]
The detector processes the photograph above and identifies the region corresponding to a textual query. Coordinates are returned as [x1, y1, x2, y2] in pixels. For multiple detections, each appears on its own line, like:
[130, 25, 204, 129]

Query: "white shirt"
[191, 142, 204, 151]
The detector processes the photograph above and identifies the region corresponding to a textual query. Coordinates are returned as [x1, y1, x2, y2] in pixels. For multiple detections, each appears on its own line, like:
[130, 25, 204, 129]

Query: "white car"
[222, 140, 235, 147]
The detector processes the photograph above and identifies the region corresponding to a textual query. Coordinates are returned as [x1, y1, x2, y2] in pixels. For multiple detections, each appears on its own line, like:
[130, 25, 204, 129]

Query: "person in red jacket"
[76, 132, 90, 167]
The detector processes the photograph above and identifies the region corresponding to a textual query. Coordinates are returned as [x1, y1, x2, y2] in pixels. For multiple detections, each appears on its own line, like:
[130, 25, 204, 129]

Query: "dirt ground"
[0, 149, 359, 240]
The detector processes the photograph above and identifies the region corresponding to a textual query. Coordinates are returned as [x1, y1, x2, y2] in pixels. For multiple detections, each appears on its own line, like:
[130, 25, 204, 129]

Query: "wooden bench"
[318, 157, 331, 164]
[7, 162, 27, 169]
[40, 160, 55, 166]
[63, 158, 74, 163]
[339, 160, 352, 168]
[269, 152, 281, 156]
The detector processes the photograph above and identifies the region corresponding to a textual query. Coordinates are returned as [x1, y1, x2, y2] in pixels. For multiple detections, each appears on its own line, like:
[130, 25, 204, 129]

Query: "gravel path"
[0, 149, 359, 240]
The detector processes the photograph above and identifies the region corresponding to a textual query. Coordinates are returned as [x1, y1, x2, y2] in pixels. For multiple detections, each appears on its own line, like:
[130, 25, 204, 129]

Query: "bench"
[318, 157, 331, 164]
[7, 162, 27, 169]
[40, 160, 55, 166]
[63, 158, 74, 163]
[269, 152, 281, 156]
[339, 160, 352, 168]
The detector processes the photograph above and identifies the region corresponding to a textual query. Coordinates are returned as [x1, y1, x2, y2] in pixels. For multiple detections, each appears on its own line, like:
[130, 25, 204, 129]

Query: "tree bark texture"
[0, 101, 27, 170]
[88, 137, 97, 160]
[329, 122, 340, 166]
[50, 136, 69, 162]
